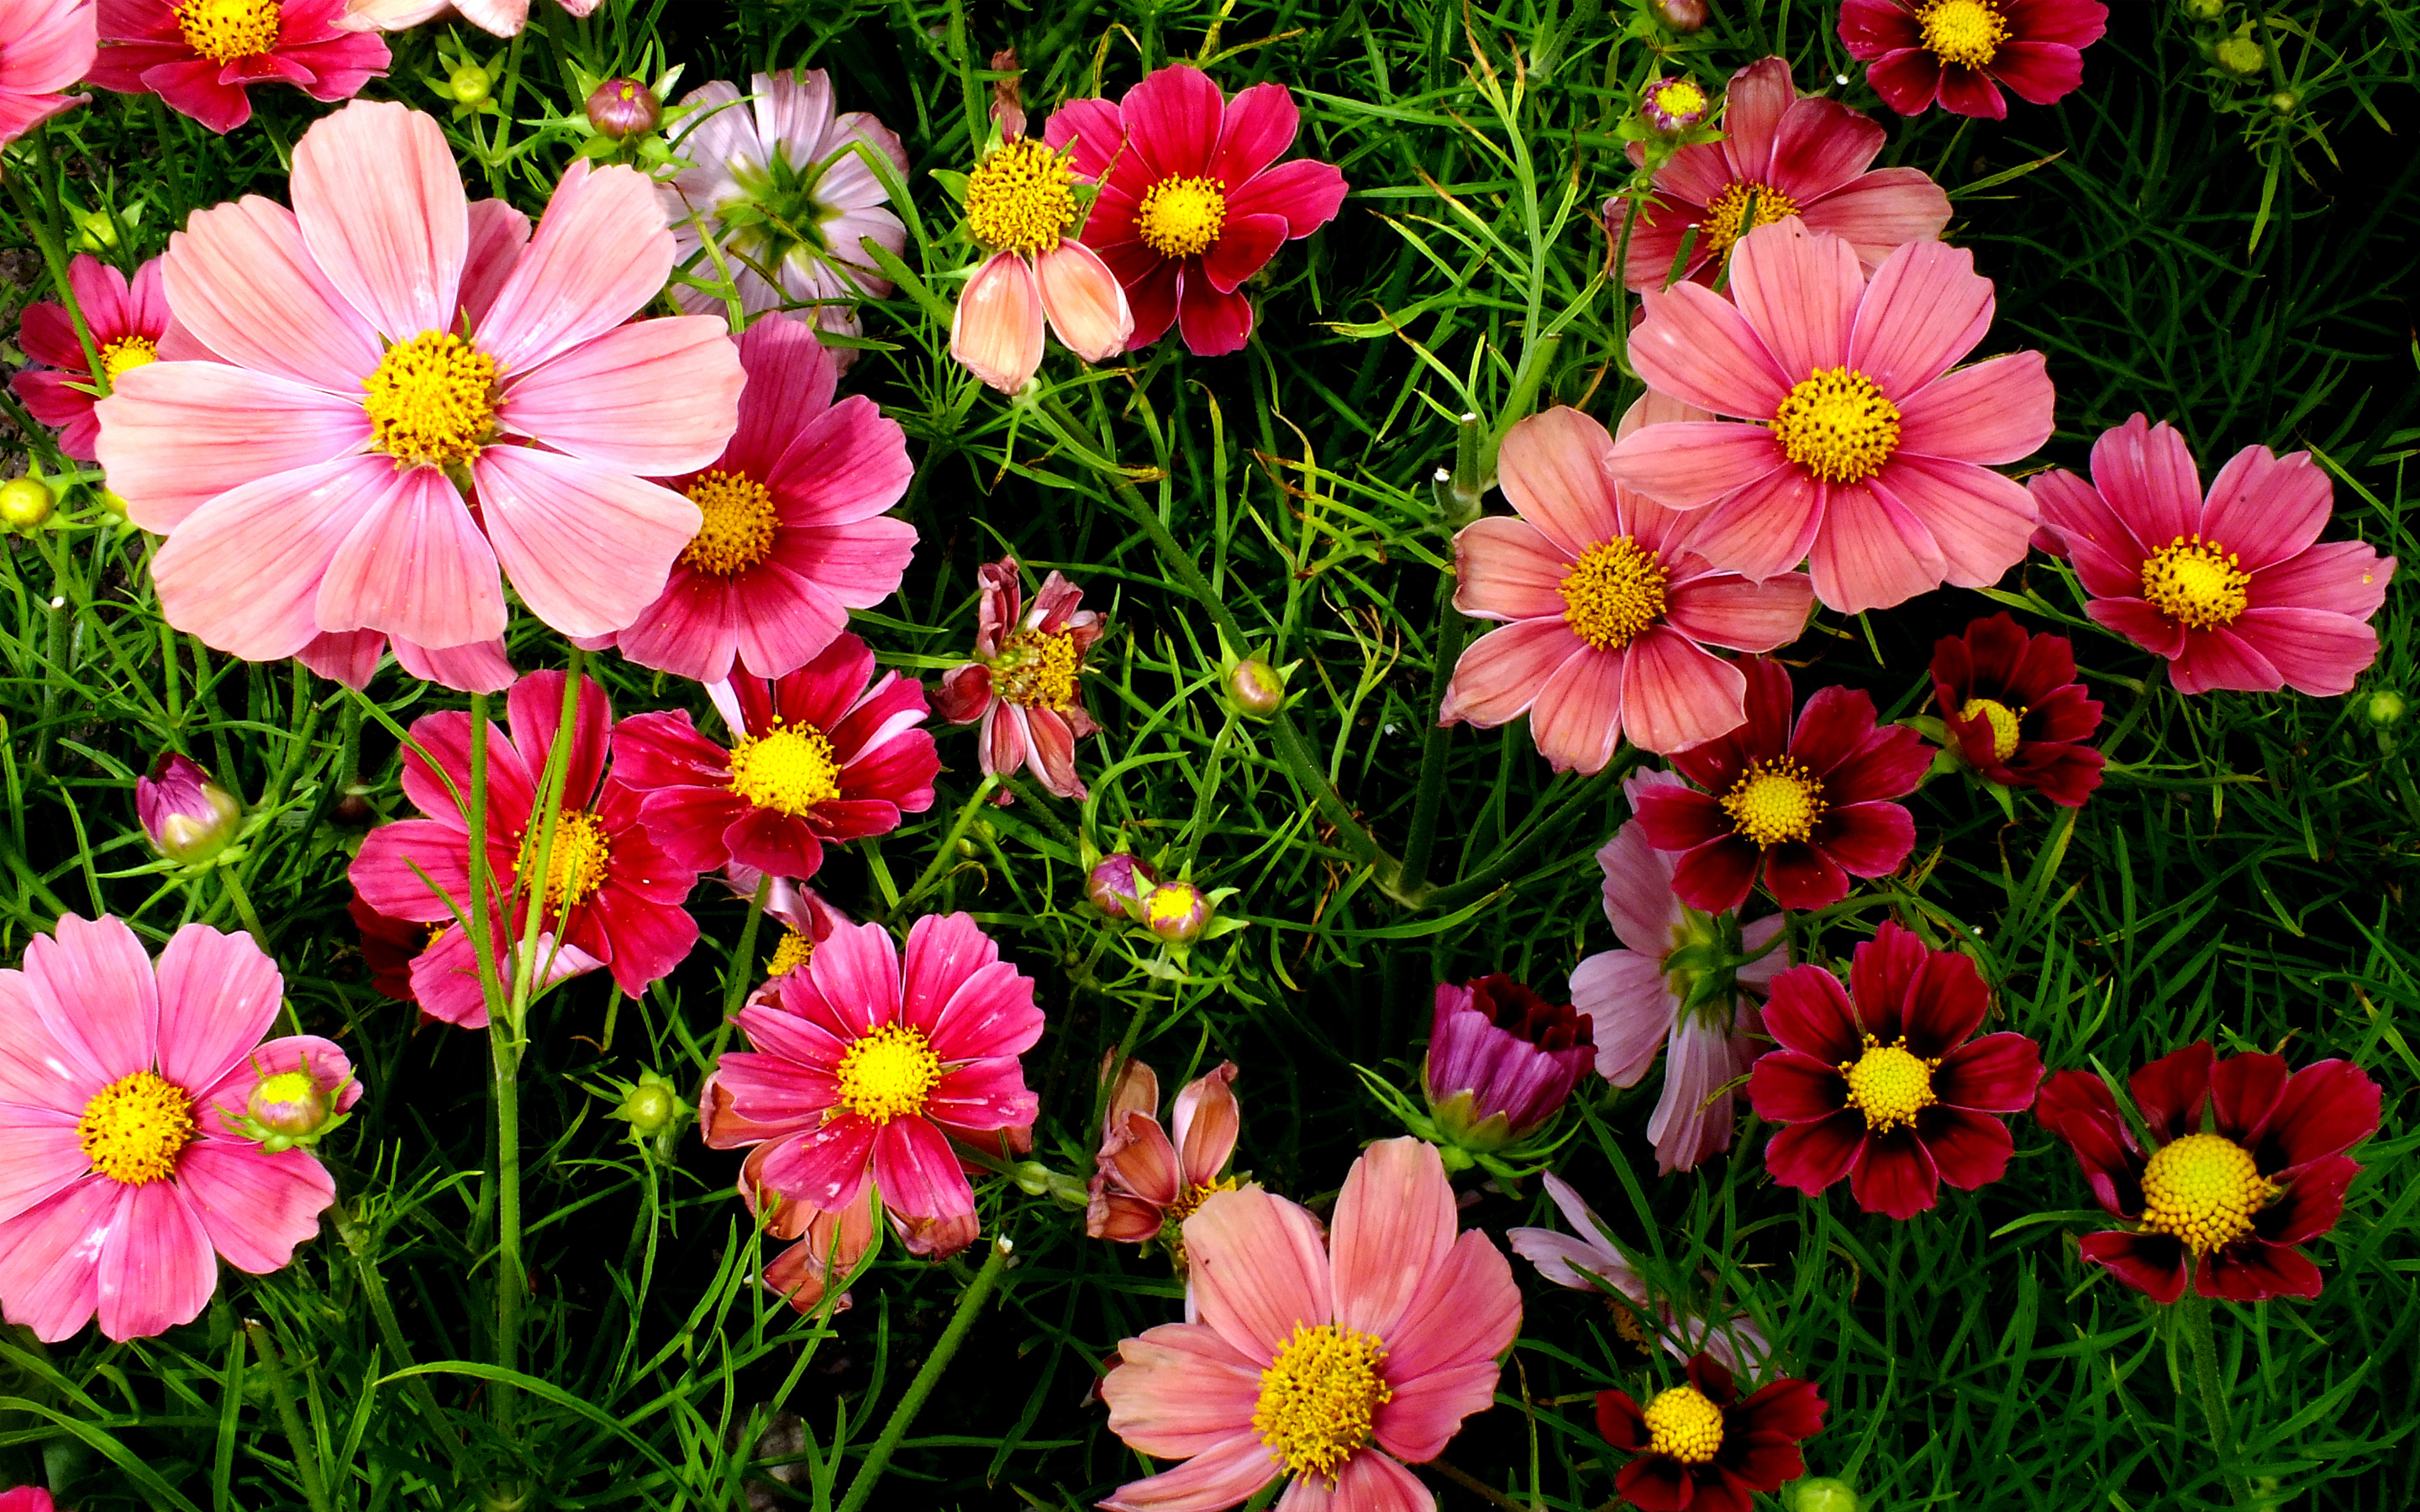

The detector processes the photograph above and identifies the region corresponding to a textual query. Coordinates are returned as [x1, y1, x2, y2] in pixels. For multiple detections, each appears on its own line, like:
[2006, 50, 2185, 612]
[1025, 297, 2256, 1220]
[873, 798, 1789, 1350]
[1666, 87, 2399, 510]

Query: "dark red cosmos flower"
[1597, 1352, 1825, 1512]
[1424, 974, 1597, 1148]
[613, 633, 939, 883]
[88, 0, 389, 135]
[1636, 656, 1931, 913]
[1839, 0, 2108, 121]
[1930, 612, 2105, 807]
[1749, 921, 2042, 1219]
[2035, 1042, 2380, 1303]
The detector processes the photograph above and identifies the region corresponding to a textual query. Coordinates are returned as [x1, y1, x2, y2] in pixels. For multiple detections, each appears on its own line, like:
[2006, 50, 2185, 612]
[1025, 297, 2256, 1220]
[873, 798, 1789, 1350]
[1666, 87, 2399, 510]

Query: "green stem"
[833, 1235, 1013, 1512]
[337, 1206, 465, 1478]
[2181, 1292, 2254, 1507]
[1420, 760, 1622, 918]
[245, 1321, 335, 1512]
[1393, 568, 1474, 904]
[218, 865, 271, 953]
[6, 149, 105, 391]
[896, 775, 1000, 911]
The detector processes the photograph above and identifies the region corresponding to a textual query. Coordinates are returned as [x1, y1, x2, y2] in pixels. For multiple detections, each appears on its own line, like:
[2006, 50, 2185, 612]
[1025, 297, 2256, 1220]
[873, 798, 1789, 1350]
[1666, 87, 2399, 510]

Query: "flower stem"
[244, 1320, 335, 1512]
[896, 774, 1000, 911]
[5, 144, 105, 391]
[2180, 1291, 2254, 1507]
[218, 864, 271, 954]
[1394, 566, 1474, 905]
[832, 1234, 1013, 1512]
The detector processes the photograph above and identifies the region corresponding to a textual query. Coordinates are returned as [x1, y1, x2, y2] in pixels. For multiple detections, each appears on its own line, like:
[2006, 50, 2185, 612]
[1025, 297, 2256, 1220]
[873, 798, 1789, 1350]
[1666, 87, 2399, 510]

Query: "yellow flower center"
[362, 331, 499, 470]
[1156, 1176, 1239, 1264]
[2140, 1131, 2278, 1256]
[1838, 1035, 1941, 1131]
[2140, 536, 2250, 631]
[176, 0, 281, 63]
[1251, 1323, 1393, 1483]
[727, 721, 841, 817]
[100, 336, 159, 381]
[679, 469, 780, 576]
[1137, 175, 1228, 259]
[765, 927, 815, 978]
[1650, 79, 1709, 121]
[521, 810, 612, 915]
[1919, 0, 2009, 70]
[1560, 538, 1670, 651]
[1701, 180, 1802, 256]
[1962, 696, 2024, 762]
[1720, 757, 1826, 847]
[993, 628, 1082, 709]
[1773, 366, 1901, 485]
[834, 1021, 944, 1123]
[1145, 883, 1202, 927]
[1642, 1384, 1726, 1464]
[77, 1070, 194, 1185]
[964, 137, 1076, 257]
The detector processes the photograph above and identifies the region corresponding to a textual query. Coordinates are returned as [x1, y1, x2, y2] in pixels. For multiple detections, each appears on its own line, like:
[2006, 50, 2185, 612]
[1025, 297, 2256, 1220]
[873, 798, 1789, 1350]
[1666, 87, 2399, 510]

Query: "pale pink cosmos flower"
[1507, 1173, 1770, 1375]
[0, 0, 93, 147]
[295, 629, 516, 694]
[0, 916, 361, 1342]
[1570, 769, 1789, 1174]
[92, 99, 744, 666]
[1604, 219, 2055, 615]
[2029, 414, 2396, 696]
[1099, 1137, 1518, 1512]
[340, 0, 597, 39]
[1442, 401, 1814, 771]
[950, 134, 1132, 392]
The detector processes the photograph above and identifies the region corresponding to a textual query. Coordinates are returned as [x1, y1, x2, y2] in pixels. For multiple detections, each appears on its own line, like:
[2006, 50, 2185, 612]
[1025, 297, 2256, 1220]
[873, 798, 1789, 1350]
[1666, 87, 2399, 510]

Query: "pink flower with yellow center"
[11, 254, 191, 461]
[93, 99, 745, 667]
[934, 557, 1105, 799]
[0, 0, 93, 148]
[949, 133, 1133, 392]
[1097, 1137, 1520, 1511]
[89, 0, 389, 135]
[0, 915, 360, 1342]
[1604, 219, 2055, 615]
[1086, 1055, 1241, 1265]
[1841, 0, 2108, 121]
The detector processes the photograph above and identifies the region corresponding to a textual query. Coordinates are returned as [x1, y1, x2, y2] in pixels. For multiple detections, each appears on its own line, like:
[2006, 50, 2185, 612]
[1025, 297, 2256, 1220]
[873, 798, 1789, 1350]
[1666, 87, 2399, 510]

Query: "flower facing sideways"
[1929, 612, 2104, 806]
[1508, 1173, 1770, 1375]
[135, 752, 244, 864]
[1840, 0, 2109, 121]
[934, 558, 1106, 799]
[1086, 1055, 1241, 1268]
[1597, 1352, 1825, 1512]
[0, 0, 94, 150]
[949, 130, 1133, 391]
[1423, 974, 1596, 1156]
[90, 0, 389, 135]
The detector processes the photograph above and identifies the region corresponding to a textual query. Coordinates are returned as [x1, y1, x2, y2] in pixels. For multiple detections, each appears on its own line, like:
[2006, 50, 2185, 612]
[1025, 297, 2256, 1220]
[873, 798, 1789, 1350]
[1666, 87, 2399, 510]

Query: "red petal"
[2128, 1041, 2213, 1147]
[2246, 1059, 2381, 1175]
[1914, 1105, 2013, 1191]
[1764, 839, 1850, 911]
[1784, 684, 1881, 780]
[1849, 1125, 1940, 1219]
[2207, 1051, 2287, 1142]
[2078, 1231, 2187, 1303]
[1824, 722, 1933, 805]
[1730, 1377, 1825, 1443]
[1764, 1111, 1865, 1197]
[1671, 836, 1760, 914]
[1686, 1352, 1737, 1406]
[1900, 945, 1991, 1057]
[1614, 1456, 1697, 1512]
[1749, 1049, 1849, 1124]
[2196, 1239, 2322, 1302]
[1932, 1032, 2041, 1114]
[2033, 1070, 2144, 1217]
[1637, 786, 1730, 850]
[1714, 1439, 1802, 1498]
[1812, 801, 1914, 880]
[1596, 1389, 1650, 1452]
[1760, 966, 1863, 1063]
[1846, 921, 1926, 1041]
[2258, 1155, 2355, 1246]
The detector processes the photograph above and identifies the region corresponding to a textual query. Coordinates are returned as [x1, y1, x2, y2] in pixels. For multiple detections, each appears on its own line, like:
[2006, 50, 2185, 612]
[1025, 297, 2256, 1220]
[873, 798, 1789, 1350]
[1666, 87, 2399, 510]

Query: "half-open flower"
[1596, 1352, 1825, 1512]
[1424, 974, 1596, 1153]
[934, 557, 1104, 798]
[0, 0, 94, 149]
[136, 752, 244, 864]
[1508, 1173, 1770, 1374]
[1840, 0, 2108, 120]
[948, 134, 1132, 391]
[1086, 1056, 1240, 1267]
[90, 0, 389, 134]
[11, 253, 189, 461]
[1929, 612, 2103, 806]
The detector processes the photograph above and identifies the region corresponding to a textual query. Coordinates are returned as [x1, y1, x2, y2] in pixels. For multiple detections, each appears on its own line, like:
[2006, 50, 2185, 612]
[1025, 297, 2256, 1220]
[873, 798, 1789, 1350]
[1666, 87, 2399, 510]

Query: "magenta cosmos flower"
[1930, 612, 2103, 805]
[1605, 220, 2054, 614]
[2028, 414, 2396, 696]
[934, 558, 1105, 799]
[949, 134, 1133, 391]
[89, 0, 388, 134]
[707, 912, 1044, 1223]
[11, 254, 192, 461]
[613, 632, 939, 882]
[1508, 1174, 1770, 1375]
[1573, 769, 1790, 1173]
[1597, 1353, 1825, 1512]
[1444, 403, 1814, 769]
[1636, 656, 1928, 913]
[1043, 64, 1349, 356]
[1613, 56, 1950, 292]
[1424, 974, 1595, 1152]
[339, 0, 598, 40]
[0, 916, 360, 1342]
[2036, 1042, 2378, 1303]
[349, 672, 700, 1028]
[610, 315, 917, 684]
[1099, 1137, 1520, 1512]
[93, 100, 744, 665]
[0, 0, 92, 147]
[1841, 0, 2108, 120]
[1087, 1056, 1240, 1263]
[1748, 921, 2042, 1220]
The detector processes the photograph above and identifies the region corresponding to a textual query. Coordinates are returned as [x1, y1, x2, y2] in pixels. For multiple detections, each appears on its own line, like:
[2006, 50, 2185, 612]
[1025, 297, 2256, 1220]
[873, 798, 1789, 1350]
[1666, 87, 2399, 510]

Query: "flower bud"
[1226, 657, 1286, 719]
[0, 475, 55, 532]
[1423, 974, 1595, 1152]
[611, 1068, 689, 1137]
[1654, 0, 1708, 30]
[2366, 689, 2406, 729]
[1640, 76, 1710, 133]
[1792, 1479, 1860, 1512]
[71, 207, 119, 252]
[1141, 881, 1213, 943]
[587, 77, 661, 139]
[2268, 89, 2299, 117]
[2214, 31, 2265, 74]
[137, 753, 244, 865]
[448, 61, 493, 106]
[1086, 853, 1158, 920]
[248, 1070, 334, 1142]
[2181, 0, 2225, 18]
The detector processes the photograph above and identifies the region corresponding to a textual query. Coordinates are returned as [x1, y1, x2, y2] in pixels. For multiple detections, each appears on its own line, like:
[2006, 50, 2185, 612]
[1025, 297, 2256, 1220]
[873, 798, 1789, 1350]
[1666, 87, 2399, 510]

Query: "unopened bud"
[249, 1071, 333, 1140]
[2214, 32, 2265, 74]
[137, 753, 244, 864]
[1227, 657, 1286, 719]
[0, 476, 55, 532]
[448, 62, 493, 106]
[586, 77, 660, 139]
[1654, 0, 1709, 31]
[2366, 690, 2406, 729]
[1792, 1479, 1860, 1512]
[2182, 0, 2225, 18]
[611, 1069, 688, 1137]
[1640, 75, 1710, 133]
[1141, 881, 1213, 944]
[2268, 89, 2299, 117]
[1086, 853, 1157, 920]
[71, 208, 118, 252]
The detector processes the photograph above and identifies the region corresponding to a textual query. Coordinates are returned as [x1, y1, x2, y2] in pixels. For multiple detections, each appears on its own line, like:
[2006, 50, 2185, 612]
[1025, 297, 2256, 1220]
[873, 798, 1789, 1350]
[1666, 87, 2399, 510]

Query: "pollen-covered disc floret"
[1252, 1323, 1393, 1482]
[964, 137, 1077, 257]
[993, 628, 1082, 709]
[362, 331, 500, 470]
[2139, 535, 2250, 631]
[765, 927, 815, 978]
[680, 469, 781, 575]
[1641, 1383, 1726, 1465]
[1137, 176, 1228, 259]
[1773, 366, 1901, 484]
[77, 1069, 195, 1185]
[727, 721, 842, 816]
[1720, 757, 1827, 847]
[176, 0, 281, 63]
[834, 1022, 944, 1123]
[523, 811, 613, 915]
[102, 336, 159, 381]
[1702, 180, 1802, 255]
[1918, 0, 2010, 69]
[1839, 1035, 1940, 1131]
[1962, 696, 2025, 762]
[1560, 538, 1670, 650]
[2140, 1131, 2277, 1256]
[1155, 1176, 1239, 1263]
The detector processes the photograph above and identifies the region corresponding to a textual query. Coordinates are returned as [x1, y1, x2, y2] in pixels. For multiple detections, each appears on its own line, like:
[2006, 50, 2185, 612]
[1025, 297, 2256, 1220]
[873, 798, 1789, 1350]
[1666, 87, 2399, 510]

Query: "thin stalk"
[336, 1207, 465, 1478]
[218, 865, 271, 953]
[833, 1235, 1013, 1512]
[1393, 569, 1473, 904]
[244, 1321, 335, 1512]
[2181, 1293, 2255, 1507]
[460, 690, 518, 1440]
[896, 774, 1001, 910]
[6, 149, 105, 388]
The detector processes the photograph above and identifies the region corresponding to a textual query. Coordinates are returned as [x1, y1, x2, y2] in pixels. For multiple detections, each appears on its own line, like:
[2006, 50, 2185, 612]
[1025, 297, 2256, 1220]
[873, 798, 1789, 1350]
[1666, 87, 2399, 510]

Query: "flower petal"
[97, 1180, 218, 1341]
[1846, 239, 1993, 399]
[1329, 1137, 1457, 1341]
[1629, 284, 1791, 417]
[94, 361, 371, 535]
[1570, 948, 1678, 1085]
[1603, 423, 1793, 513]
[152, 924, 281, 1095]
[160, 197, 381, 387]
[1097, 1432, 1281, 1512]
[476, 160, 674, 371]
[1848, 1125, 1940, 1218]
[289, 99, 467, 339]
[1497, 406, 1623, 557]
[1101, 1321, 1265, 1459]
[1894, 352, 2054, 465]
[497, 315, 743, 475]
[1184, 1185, 1333, 1362]
[2078, 1230, 2186, 1303]
[471, 447, 701, 640]
[316, 465, 504, 649]
[1726, 218, 1861, 379]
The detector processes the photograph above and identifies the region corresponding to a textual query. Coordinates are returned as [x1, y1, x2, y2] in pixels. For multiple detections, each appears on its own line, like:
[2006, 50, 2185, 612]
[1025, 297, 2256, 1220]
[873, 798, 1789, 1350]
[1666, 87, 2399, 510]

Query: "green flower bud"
[448, 62, 494, 106]
[1793, 1479, 1860, 1512]
[0, 476, 55, 532]
[2366, 690, 2406, 729]
[2214, 33, 2265, 74]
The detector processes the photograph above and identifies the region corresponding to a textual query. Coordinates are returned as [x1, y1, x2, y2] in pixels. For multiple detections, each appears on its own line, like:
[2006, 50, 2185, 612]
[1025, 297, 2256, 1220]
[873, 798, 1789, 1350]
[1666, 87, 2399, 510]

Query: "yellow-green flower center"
[765, 927, 815, 978]
[1642, 1383, 1725, 1464]
[1773, 366, 1901, 485]
[994, 628, 1082, 709]
[255, 1069, 318, 1105]
[834, 1022, 943, 1123]
[1252, 1323, 1392, 1483]
[363, 331, 499, 470]
[176, 0, 280, 63]
[680, 469, 781, 576]
[522, 811, 612, 915]
[1838, 1035, 1940, 1131]
[2141, 1131, 2277, 1256]
[728, 721, 841, 817]
[1701, 180, 1802, 256]
[2140, 535, 2249, 631]
[77, 1070, 194, 1185]
[1919, 0, 2009, 70]
[1137, 175, 1228, 259]
[1155, 1176, 1239, 1265]
[101, 336, 159, 381]
[964, 138, 1076, 257]
[1962, 696, 2024, 762]
[1145, 883, 1202, 927]
[1720, 757, 1826, 848]
[1560, 538, 1670, 651]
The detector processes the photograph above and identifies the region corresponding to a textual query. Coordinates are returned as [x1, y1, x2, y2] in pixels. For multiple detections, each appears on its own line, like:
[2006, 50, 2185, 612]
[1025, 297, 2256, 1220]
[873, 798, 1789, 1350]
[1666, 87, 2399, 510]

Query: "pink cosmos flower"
[295, 629, 516, 696]
[1604, 219, 2055, 615]
[93, 100, 744, 666]
[0, 0, 93, 147]
[0, 915, 360, 1342]
[1841, 0, 2108, 120]
[89, 0, 388, 135]
[1507, 1173, 1770, 1376]
[348, 672, 698, 1028]
[339, 0, 597, 40]
[660, 71, 908, 344]
[721, 870, 850, 1004]
[708, 913, 1043, 1224]
[10, 254, 193, 461]
[1098, 1137, 1520, 1512]
[1086, 1056, 1241, 1263]
[1443, 402, 1815, 770]
[950, 134, 1132, 391]
[608, 315, 917, 684]
[1572, 769, 1791, 1173]
[934, 558, 1104, 799]
[350, 891, 602, 1025]
[2028, 414, 2396, 696]
[1613, 56, 1951, 292]
[1042, 64, 1349, 356]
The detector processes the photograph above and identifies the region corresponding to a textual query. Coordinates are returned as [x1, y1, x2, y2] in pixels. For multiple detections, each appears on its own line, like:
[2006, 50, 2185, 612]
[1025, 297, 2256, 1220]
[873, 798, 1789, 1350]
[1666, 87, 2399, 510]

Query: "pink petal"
[1200, 212, 1286, 295]
[2028, 468, 2149, 597]
[1628, 283, 1791, 417]
[151, 455, 412, 661]
[25, 914, 160, 1080]
[1681, 467, 1825, 580]
[0, 1120, 85, 1228]
[950, 251, 1044, 392]
[1570, 949, 1677, 1085]
[1439, 618, 1586, 727]
[1768, 95, 1886, 201]
[152, 923, 281, 1094]
[176, 1141, 336, 1273]
[2249, 540, 2393, 622]
[1847, 239, 1993, 400]
[1308, 1450, 1433, 1512]
[1044, 95, 1125, 178]
[758, 1118, 881, 1212]
[460, 197, 530, 325]
[1894, 352, 2054, 465]
[1098, 1431, 1280, 1512]
[2232, 608, 2382, 697]
[0, 1179, 114, 1341]
[869, 1115, 975, 1221]
[2088, 596, 2186, 659]
[289, 100, 467, 339]
[1662, 569, 1813, 652]
[475, 160, 673, 372]
[1602, 422, 1791, 512]
[2088, 413, 2202, 549]
[297, 630, 387, 689]
[1176, 269, 1255, 356]
[2198, 444, 2331, 572]
[1649, 1014, 1748, 1173]
[0, 974, 108, 1113]
[1717, 56, 1793, 180]
[471, 446, 700, 640]
[1329, 1137, 1458, 1340]
[1806, 480, 1945, 613]
[1726, 219, 1862, 379]
[2170, 624, 2287, 695]
[1874, 455, 2037, 590]
[1124, 64, 1224, 178]
[160, 197, 381, 387]
[497, 316, 744, 475]
[1101, 1321, 1264, 1458]
[316, 465, 504, 648]
[94, 360, 371, 534]
[1619, 627, 1746, 756]
[1497, 406, 1623, 557]
[1379, 1222, 1519, 1389]
[1213, 81, 1301, 185]
[1184, 1185, 1334, 1362]
[1034, 239, 1134, 360]
[1990, 39, 2086, 105]
[1800, 168, 1954, 268]
[1452, 517, 1571, 622]
[1528, 643, 1627, 774]
[394, 633, 517, 692]
[98, 1180, 218, 1341]
[1173, 1065, 1242, 1186]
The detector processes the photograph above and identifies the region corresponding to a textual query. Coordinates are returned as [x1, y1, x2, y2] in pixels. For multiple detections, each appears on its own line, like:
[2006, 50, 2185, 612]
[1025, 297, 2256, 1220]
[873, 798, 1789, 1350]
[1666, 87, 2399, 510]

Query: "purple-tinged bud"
[249, 1070, 334, 1141]
[0, 476, 55, 532]
[587, 77, 661, 139]
[1640, 76, 1711, 133]
[1086, 853, 1158, 920]
[137, 753, 244, 864]
[1654, 0, 1708, 32]
[1423, 974, 1594, 1152]
[1141, 881, 1213, 943]
[1226, 657, 1286, 719]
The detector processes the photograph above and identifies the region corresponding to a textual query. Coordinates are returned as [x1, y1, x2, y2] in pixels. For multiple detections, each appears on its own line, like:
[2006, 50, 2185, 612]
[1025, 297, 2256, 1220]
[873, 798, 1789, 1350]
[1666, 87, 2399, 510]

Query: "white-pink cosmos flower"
[93, 99, 744, 665]
[339, 0, 597, 39]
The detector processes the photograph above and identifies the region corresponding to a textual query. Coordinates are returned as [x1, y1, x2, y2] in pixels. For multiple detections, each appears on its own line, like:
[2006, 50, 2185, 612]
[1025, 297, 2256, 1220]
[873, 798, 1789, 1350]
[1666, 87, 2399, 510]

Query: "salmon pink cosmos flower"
[934, 558, 1104, 799]
[339, 0, 597, 41]
[1613, 56, 1950, 291]
[1043, 64, 1349, 356]
[1444, 404, 1815, 770]
[1930, 612, 2104, 806]
[93, 100, 745, 665]
[1098, 1137, 1520, 1512]
[2028, 414, 2396, 696]
[1605, 220, 2055, 615]
[2035, 1042, 2378, 1303]
[11, 254, 190, 461]
[1086, 1056, 1241, 1264]
[1841, 0, 2108, 121]
[949, 134, 1132, 391]
[1597, 1352, 1825, 1512]
[1748, 921, 2043, 1220]
[89, 0, 389, 135]
[1508, 1175, 1770, 1375]
[0, 0, 93, 147]
[0, 915, 361, 1342]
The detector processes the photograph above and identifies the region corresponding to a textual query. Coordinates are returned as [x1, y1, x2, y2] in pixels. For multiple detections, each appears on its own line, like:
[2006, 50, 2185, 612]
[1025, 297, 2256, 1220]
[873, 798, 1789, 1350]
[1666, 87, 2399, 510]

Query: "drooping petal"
[2078, 1230, 2187, 1303]
[950, 251, 1045, 392]
[1034, 239, 1134, 361]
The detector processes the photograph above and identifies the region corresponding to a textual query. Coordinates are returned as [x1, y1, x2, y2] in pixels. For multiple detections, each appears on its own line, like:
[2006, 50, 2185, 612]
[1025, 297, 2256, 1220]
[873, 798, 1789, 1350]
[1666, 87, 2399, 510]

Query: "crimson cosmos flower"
[1635, 656, 1930, 913]
[934, 558, 1104, 799]
[10, 254, 192, 461]
[1749, 921, 2043, 1219]
[90, 0, 389, 134]
[2035, 1042, 2379, 1303]
[1930, 612, 2104, 806]
[1839, 0, 2108, 120]
[1596, 1352, 1825, 1512]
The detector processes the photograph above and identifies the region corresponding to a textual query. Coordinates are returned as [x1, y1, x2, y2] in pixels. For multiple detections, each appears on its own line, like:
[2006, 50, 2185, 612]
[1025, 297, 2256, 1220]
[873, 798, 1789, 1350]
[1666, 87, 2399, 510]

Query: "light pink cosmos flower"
[1570, 770, 1790, 1174]
[1099, 1137, 1519, 1512]
[2028, 414, 2396, 697]
[340, 0, 597, 40]
[1443, 402, 1814, 770]
[0, 916, 360, 1342]
[0, 0, 93, 148]
[1507, 1173, 1770, 1375]
[93, 99, 744, 666]
[950, 134, 1133, 392]
[1604, 219, 2055, 615]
